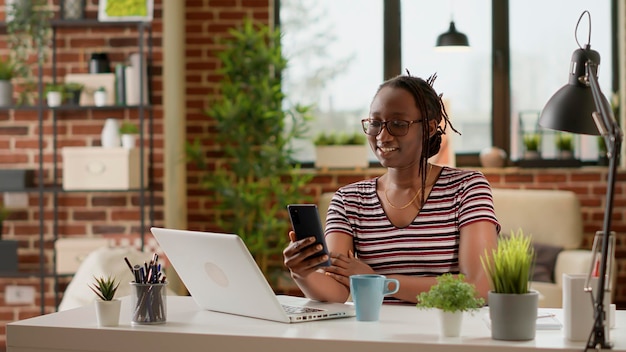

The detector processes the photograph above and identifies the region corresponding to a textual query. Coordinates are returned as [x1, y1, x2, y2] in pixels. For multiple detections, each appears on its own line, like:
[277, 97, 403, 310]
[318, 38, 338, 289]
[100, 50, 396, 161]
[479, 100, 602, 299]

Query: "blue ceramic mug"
[350, 274, 400, 321]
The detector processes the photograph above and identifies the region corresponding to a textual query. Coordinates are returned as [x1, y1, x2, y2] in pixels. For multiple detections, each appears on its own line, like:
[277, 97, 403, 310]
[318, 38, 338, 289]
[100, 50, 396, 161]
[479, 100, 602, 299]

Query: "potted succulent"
[481, 229, 538, 341]
[119, 121, 139, 149]
[555, 133, 574, 159]
[313, 131, 369, 170]
[93, 86, 107, 107]
[522, 133, 541, 159]
[416, 273, 485, 337]
[0, 56, 16, 107]
[89, 275, 121, 327]
[44, 83, 64, 107]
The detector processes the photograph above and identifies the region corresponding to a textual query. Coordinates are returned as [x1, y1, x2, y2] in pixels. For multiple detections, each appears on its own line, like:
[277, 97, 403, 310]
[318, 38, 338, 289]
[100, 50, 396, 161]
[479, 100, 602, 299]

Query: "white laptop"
[150, 227, 355, 323]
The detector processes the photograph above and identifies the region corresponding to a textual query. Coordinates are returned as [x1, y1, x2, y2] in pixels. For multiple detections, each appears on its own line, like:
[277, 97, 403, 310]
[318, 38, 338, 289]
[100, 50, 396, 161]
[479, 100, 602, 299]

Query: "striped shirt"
[324, 167, 500, 303]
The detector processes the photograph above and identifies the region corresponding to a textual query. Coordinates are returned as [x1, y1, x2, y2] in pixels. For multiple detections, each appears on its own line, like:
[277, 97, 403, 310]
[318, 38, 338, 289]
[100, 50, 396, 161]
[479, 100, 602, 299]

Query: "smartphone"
[287, 204, 331, 267]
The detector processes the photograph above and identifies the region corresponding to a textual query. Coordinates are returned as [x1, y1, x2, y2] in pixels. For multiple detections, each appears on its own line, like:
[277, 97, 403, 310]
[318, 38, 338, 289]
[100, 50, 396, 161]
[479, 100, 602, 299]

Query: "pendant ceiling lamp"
[436, 21, 469, 48]
[435, 1, 469, 51]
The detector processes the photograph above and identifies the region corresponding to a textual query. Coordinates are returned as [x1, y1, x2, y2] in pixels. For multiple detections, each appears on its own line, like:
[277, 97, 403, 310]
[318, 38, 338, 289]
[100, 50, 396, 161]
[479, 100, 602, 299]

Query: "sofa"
[317, 188, 604, 308]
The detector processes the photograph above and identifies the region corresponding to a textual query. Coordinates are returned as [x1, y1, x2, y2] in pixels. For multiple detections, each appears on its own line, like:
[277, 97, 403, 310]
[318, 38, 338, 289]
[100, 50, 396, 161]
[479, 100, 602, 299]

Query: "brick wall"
[0, 0, 625, 349]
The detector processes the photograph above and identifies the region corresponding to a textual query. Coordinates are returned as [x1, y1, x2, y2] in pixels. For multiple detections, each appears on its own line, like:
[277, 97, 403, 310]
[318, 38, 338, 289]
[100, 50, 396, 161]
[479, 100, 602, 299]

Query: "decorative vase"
[101, 118, 121, 148]
[479, 147, 507, 168]
[46, 91, 62, 107]
[488, 290, 539, 341]
[94, 90, 107, 107]
[438, 310, 463, 337]
[0, 80, 13, 107]
[558, 150, 574, 159]
[523, 150, 540, 160]
[121, 134, 136, 149]
[94, 299, 121, 327]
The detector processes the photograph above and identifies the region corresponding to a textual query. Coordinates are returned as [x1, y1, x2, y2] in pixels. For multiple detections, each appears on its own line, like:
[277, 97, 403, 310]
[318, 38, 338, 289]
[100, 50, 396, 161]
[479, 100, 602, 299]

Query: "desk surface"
[7, 296, 626, 352]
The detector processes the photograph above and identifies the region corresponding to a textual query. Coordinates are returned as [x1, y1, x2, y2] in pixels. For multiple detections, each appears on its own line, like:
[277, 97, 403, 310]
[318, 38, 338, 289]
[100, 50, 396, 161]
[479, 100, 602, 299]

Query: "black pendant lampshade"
[436, 21, 469, 48]
[539, 45, 610, 135]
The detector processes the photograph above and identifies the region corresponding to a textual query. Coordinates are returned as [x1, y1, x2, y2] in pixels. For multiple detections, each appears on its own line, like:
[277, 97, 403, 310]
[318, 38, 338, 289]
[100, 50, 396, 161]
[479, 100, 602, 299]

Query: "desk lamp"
[538, 10, 621, 350]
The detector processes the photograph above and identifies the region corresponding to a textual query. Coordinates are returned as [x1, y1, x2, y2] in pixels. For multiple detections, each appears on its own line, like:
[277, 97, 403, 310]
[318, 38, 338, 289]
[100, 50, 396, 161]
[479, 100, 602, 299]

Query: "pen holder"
[130, 282, 167, 325]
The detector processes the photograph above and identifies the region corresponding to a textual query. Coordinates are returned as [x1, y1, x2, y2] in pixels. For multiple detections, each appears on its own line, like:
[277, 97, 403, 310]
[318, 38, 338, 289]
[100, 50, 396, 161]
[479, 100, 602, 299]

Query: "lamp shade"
[436, 21, 469, 47]
[539, 46, 610, 136]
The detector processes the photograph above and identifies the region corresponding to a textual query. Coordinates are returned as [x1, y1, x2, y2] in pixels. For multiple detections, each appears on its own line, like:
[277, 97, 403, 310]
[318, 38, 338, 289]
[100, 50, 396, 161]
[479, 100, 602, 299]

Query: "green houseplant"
[186, 18, 313, 279]
[89, 275, 120, 301]
[63, 82, 85, 105]
[522, 132, 541, 158]
[481, 229, 538, 341]
[119, 121, 139, 149]
[90, 275, 121, 327]
[6, 0, 53, 105]
[416, 273, 485, 337]
[313, 131, 369, 169]
[555, 133, 574, 159]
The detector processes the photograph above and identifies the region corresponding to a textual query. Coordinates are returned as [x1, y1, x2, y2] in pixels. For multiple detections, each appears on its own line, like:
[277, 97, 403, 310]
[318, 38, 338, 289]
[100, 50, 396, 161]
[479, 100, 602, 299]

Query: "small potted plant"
[93, 86, 107, 107]
[63, 82, 84, 105]
[416, 273, 484, 337]
[0, 56, 15, 107]
[313, 131, 368, 170]
[555, 133, 574, 159]
[119, 121, 139, 149]
[522, 133, 541, 159]
[481, 229, 538, 341]
[45, 83, 64, 107]
[89, 275, 121, 327]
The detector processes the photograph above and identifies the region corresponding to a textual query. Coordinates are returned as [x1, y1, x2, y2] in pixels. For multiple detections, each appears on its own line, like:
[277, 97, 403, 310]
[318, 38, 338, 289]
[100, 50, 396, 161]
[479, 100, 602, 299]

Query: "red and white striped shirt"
[324, 167, 500, 302]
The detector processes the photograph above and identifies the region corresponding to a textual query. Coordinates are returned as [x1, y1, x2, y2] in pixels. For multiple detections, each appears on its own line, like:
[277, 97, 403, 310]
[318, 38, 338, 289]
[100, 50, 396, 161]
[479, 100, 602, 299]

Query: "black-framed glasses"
[361, 119, 423, 137]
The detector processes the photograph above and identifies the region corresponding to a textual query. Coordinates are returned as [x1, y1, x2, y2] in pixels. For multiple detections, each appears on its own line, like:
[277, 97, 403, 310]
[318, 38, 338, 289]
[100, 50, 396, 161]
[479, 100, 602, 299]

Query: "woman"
[283, 73, 500, 304]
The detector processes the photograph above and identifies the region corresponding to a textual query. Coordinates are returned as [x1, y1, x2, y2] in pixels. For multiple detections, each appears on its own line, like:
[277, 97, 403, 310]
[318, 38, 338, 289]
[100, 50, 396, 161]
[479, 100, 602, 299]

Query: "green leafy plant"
[89, 275, 120, 301]
[481, 229, 535, 294]
[119, 121, 139, 135]
[313, 131, 366, 146]
[44, 83, 64, 94]
[6, 0, 53, 105]
[555, 133, 574, 152]
[416, 273, 485, 313]
[0, 57, 16, 80]
[63, 82, 84, 92]
[185, 18, 313, 276]
[522, 133, 540, 152]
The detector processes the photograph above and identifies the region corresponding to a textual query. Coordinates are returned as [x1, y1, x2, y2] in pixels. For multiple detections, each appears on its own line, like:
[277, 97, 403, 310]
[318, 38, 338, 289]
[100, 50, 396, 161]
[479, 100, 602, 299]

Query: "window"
[509, 0, 612, 161]
[280, 0, 615, 165]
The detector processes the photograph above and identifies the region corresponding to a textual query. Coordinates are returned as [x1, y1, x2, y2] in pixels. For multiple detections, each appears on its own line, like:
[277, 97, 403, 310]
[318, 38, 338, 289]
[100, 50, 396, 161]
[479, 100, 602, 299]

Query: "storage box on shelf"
[61, 147, 148, 190]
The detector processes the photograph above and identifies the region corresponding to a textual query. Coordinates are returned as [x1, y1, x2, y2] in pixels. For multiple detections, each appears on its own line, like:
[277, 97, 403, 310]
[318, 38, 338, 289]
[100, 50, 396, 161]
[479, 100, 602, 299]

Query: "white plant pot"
[314, 145, 369, 170]
[438, 310, 463, 337]
[94, 91, 107, 107]
[95, 299, 121, 327]
[121, 134, 137, 149]
[46, 91, 63, 107]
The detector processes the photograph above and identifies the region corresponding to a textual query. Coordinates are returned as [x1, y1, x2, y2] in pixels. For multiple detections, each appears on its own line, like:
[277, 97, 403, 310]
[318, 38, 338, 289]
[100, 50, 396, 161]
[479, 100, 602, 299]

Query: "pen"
[133, 264, 142, 283]
[124, 257, 134, 275]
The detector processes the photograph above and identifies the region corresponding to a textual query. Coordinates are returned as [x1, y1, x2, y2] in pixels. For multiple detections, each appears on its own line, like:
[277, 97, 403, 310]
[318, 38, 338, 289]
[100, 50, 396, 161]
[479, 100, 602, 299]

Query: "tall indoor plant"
[481, 229, 538, 341]
[187, 18, 313, 278]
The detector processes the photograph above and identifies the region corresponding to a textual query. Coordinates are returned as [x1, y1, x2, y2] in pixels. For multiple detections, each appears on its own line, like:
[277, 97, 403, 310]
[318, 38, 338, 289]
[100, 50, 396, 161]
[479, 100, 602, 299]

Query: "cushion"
[532, 243, 563, 283]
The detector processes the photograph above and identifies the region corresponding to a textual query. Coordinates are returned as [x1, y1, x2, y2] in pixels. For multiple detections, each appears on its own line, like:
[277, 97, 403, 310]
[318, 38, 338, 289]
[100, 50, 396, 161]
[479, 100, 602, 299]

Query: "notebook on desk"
[150, 227, 355, 323]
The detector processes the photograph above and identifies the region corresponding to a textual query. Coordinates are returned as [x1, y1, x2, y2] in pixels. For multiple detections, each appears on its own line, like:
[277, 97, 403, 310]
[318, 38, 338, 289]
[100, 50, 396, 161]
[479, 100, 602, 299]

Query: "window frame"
[276, 0, 620, 168]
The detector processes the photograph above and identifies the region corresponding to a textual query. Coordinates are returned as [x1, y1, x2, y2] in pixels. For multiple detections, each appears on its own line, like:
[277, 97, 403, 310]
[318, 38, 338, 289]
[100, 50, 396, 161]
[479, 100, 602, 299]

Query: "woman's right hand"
[283, 231, 329, 280]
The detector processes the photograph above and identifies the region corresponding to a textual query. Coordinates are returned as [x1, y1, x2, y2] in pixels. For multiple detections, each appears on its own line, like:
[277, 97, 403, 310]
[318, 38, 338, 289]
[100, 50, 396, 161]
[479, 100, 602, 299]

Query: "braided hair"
[375, 71, 460, 203]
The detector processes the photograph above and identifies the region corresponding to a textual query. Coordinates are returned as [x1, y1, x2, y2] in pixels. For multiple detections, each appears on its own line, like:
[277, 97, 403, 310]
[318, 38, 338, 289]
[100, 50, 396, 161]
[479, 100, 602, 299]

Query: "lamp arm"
[585, 61, 622, 350]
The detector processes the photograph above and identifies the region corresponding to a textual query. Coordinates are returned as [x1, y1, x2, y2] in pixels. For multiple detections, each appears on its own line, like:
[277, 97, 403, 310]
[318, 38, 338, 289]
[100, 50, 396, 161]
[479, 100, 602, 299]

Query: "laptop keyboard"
[282, 305, 324, 314]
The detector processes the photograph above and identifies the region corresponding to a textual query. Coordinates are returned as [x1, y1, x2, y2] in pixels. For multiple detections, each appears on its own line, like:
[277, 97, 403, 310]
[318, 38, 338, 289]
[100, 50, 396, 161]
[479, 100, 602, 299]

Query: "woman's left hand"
[324, 251, 375, 287]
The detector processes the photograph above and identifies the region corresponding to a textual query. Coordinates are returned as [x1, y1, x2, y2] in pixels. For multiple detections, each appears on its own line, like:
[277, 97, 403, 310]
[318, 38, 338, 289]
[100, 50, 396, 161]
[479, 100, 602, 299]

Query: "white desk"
[7, 296, 626, 352]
